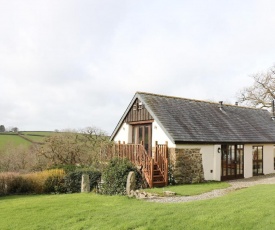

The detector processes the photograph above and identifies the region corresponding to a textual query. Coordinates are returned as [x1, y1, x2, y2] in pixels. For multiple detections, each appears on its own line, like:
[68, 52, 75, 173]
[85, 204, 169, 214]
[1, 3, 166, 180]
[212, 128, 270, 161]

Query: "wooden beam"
[128, 120, 154, 125]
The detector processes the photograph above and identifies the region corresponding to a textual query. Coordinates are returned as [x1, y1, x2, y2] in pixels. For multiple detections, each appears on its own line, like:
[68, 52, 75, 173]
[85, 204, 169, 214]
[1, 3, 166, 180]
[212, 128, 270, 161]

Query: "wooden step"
[153, 175, 164, 180]
[153, 170, 161, 175]
[152, 181, 166, 187]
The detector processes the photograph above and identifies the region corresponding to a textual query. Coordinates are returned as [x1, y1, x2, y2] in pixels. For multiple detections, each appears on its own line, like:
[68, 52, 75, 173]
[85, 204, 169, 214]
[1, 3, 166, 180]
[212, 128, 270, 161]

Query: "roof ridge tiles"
[136, 91, 267, 111]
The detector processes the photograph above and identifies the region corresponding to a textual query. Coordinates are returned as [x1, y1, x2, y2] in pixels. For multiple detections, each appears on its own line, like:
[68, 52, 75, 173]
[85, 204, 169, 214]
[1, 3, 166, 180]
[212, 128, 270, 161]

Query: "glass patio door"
[221, 144, 244, 180]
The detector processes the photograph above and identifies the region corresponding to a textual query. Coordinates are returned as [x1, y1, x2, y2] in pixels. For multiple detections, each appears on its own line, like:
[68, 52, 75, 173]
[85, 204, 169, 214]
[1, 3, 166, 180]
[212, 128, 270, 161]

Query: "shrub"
[43, 175, 66, 194]
[0, 172, 18, 195]
[64, 169, 101, 193]
[0, 172, 33, 195]
[23, 169, 65, 194]
[101, 158, 142, 195]
[0, 168, 101, 195]
[48, 164, 80, 173]
[8, 175, 33, 194]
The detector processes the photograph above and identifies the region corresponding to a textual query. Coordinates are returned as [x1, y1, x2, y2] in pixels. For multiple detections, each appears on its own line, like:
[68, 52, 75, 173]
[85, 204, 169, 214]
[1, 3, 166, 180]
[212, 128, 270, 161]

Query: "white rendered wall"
[152, 121, 175, 147]
[263, 144, 274, 175]
[113, 122, 131, 143]
[213, 145, 222, 181]
[175, 144, 215, 181]
[244, 145, 253, 178]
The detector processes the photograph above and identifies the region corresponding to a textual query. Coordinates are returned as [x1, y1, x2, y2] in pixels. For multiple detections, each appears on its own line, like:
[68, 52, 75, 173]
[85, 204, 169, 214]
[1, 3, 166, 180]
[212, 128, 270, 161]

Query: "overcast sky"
[1, 0, 275, 134]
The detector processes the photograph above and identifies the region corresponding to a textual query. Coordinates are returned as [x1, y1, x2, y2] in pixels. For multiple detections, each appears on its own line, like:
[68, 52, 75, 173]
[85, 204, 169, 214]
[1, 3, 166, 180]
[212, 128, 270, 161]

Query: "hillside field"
[0, 131, 53, 149]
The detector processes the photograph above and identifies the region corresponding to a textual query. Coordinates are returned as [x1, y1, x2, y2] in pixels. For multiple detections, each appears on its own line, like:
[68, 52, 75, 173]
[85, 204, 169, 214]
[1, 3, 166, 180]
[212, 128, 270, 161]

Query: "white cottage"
[110, 92, 275, 186]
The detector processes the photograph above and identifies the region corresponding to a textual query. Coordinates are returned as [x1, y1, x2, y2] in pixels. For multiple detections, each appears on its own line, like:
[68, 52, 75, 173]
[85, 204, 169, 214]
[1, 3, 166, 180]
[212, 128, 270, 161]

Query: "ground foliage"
[0, 168, 101, 195]
[101, 158, 143, 195]
[64, 169, 101, 193]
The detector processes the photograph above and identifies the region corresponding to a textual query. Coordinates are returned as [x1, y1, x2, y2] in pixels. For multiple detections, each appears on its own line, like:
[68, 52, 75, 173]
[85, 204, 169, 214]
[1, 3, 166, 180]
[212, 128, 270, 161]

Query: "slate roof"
[111, 92, 275, 144]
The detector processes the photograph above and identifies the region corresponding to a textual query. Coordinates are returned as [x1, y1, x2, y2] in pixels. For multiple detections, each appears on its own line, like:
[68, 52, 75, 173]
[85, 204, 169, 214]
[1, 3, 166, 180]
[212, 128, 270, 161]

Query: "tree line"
[0, 125, 19, 133]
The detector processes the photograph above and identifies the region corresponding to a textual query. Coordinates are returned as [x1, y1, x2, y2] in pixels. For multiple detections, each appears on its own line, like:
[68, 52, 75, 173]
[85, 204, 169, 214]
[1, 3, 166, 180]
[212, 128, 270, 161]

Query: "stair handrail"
[155, 141, 168, 186]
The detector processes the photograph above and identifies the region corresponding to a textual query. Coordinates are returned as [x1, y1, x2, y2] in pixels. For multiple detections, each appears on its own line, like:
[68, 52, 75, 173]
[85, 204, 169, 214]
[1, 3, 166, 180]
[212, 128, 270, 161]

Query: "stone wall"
[170, 148, 204, 184]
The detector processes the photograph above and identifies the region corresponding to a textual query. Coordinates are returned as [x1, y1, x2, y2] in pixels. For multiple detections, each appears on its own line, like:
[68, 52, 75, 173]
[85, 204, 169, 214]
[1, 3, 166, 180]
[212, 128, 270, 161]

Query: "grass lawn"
[0, 184, 275, 230]
[143, 181, 230, 196]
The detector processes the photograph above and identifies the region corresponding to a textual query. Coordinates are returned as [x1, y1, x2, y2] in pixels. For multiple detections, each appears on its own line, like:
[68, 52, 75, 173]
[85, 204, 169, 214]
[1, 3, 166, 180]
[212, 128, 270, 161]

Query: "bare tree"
[0, 144, 39, 173]
[36, 127, 112, 168]
[239, 65, 275, 108]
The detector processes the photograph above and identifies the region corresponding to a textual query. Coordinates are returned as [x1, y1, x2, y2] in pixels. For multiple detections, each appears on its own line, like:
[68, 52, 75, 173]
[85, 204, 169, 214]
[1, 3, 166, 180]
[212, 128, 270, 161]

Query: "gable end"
[124, 98, 153, 123]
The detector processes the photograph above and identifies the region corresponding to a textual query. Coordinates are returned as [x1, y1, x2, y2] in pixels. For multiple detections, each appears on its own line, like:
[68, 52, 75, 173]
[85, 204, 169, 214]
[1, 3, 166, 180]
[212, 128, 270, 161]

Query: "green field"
[0, 134, 31, 148]
[20, 131, 54, 143]
[0, 132, 53, 149]
[0, 184, 275, 230]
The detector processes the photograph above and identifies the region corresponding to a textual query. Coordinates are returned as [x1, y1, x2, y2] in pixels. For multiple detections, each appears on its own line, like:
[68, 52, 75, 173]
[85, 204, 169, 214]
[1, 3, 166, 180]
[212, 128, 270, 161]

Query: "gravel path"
[148, 174, 275, 203]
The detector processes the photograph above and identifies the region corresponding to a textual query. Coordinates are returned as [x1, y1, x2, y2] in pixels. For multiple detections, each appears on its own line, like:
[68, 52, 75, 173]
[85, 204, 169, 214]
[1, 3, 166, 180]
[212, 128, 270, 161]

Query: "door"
[253, 146, 263, 176]
[132, 124, 152, 155]
[221, 144, 244, 180]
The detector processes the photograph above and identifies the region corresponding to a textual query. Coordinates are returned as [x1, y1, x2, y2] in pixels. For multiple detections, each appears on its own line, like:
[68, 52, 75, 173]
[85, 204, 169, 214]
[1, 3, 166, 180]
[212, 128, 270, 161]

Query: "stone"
[163, 191, 176, 196]
[172, 148, 204, 184]
[81, 174, 90, 193]
[138, 192, 147, 199]
[128, 190, 135, 198]
[126, 171, 136, 196]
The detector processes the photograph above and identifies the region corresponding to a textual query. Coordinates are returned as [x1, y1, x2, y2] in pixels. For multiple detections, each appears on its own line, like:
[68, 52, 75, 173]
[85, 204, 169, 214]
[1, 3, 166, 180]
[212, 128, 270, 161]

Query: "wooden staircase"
[106, 141, 168, 188]
[152, 163, 166, 187]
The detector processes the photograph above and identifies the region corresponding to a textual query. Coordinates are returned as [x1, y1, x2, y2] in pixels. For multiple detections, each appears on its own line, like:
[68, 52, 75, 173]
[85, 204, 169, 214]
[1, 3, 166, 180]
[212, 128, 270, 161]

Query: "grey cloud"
[1, 0, 275, 133]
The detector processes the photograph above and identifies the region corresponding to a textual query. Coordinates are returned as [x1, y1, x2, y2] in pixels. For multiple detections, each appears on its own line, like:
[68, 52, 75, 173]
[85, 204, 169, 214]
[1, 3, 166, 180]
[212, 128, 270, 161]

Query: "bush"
[64, 169, 101, 193]
[0, 172, 18, 195]
[44, 175, 66, 194]
[101, 158, 142, 195]
[8, 175, 33, 194]
[0, 172, 33, 195]
[48, 164, 80, 173]
[23, 169, 65, 194]
[0, 168, 101, 195]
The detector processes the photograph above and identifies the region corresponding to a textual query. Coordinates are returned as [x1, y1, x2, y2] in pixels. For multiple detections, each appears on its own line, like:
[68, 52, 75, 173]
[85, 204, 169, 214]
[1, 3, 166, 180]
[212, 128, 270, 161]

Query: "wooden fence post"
[165, 141, 168, 158]
[155, 141, 158, 161]
[118, 141, 121, 158]
[150, 159, 154, 188]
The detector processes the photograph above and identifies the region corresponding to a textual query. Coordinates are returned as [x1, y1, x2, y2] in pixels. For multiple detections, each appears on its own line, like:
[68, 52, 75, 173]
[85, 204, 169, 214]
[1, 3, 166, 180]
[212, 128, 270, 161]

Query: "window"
[252, 146, 263, 176]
